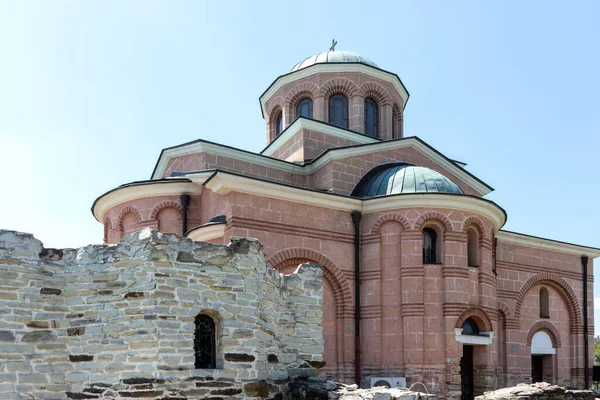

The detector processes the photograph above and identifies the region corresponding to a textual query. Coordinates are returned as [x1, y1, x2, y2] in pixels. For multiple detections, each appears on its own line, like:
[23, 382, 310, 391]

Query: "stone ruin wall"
[0, 228, 324, 399]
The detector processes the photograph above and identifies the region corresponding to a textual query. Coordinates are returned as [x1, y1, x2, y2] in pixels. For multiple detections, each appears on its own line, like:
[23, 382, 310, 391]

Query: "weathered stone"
[40, 287, 62, 295]
[0, 330, 15, 342]
[66, 392, 99, 399]
[22, 330, 56, 342]
[225, 353, 255, 362]
[124, 292, 145, 299]
[67, 327, 86, 336]
[176, 252, 198, 263]
[0, 228, 324, 399]
[210, 388, 243, 396]
[197, 381, 233, 388]
[69, 355, 94, 362]
[118, 391, 164, 398]
[244, 380, 278, 398]
[40, 248, 64, 260]
[26, 320, 50, 328]
[123, 378, 166, 385]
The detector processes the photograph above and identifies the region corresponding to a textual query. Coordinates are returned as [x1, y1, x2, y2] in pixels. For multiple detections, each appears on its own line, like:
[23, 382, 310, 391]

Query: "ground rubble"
[288, 377, 435, 400]
[475, 382, 595, 400]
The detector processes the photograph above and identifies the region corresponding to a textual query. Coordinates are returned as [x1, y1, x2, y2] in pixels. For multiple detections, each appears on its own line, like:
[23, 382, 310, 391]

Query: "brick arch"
[461, 216, 487, 239]
[117, 206, 142, 229]
[369, 213, 411, 234]
[455, 306, 493, 332]
[413, 211, 453, 232]
[359, 81, 391, 106]
[526, 320, 562, 348]
[284, 82, 319, 109]
[319, 77, 359, 99]
[150, 201, 183, 220]
[266, 248, 351, 317]
[514, 273, 582, 333]
[392, 102, 402, 116]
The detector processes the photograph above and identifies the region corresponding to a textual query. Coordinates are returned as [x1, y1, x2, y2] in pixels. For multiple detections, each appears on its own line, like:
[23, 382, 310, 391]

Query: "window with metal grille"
[364, 97, 378, 138]
[329, 93, 348, 129]
[422, 228, 438, 264]
[297, 98, 313, 119]
[194, 314, 216, 369]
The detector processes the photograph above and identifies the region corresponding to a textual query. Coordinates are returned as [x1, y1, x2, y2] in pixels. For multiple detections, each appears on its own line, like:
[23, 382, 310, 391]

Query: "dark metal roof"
[351, 163, 464, 198]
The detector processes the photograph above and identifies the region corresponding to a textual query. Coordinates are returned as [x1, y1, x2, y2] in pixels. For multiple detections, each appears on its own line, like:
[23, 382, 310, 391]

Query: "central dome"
[291, 51, 378, 72]
[351, 163, 464, 198]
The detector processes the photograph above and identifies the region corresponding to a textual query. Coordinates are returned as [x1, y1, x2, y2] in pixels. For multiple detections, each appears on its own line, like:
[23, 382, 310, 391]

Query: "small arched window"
[539, 287, 550, 318]
[422, 228, 438, 264]
[329, 94, 348, 129]
[194, 314, 216, 369]
[297, 98, 313, 119]
[462, 318, 480, 336]
[276, 111, 283, 136]
[364, 97, 378, 138]
[467, 228, 479, 267]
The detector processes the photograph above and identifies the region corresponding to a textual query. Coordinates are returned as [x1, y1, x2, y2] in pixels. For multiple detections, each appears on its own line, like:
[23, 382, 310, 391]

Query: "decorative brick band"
[402, 303, 425, 317]
[359, 81, 391, 106]
[442, 267, 470, 279]
[526, 320, 562, 348]
[413, 211, 452, 232]
[149, 201, 182, 220]
[461, 216, 487, 240]
[319, 77, 359, 98]
[267, 248, 353, 319]
[513, 273, 582, 334]
[117, 206, 142, 229]
[369, 213, 411, 234]
[454, 306, 494, 331]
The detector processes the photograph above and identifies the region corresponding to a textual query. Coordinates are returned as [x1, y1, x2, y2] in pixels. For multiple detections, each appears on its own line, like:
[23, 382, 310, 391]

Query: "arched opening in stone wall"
[194, 314, 216, 369]
[270, 257, 343, 381]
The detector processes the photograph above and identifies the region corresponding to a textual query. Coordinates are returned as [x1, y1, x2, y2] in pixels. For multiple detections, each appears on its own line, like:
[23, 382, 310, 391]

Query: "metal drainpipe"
[180, 194, 190, 237]
[582, 255, 589, 389]
[351, 211, 362, 387]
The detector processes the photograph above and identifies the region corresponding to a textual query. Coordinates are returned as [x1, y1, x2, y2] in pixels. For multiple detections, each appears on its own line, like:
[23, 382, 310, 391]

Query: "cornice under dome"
[291, 51, 378, 72]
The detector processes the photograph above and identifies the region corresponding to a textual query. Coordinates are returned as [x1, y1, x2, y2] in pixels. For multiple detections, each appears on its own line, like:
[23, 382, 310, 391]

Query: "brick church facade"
[92, 50, 599, 399]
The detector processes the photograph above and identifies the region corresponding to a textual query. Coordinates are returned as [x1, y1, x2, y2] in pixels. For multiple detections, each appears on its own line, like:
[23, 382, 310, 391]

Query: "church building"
[92, 48, 599, 399]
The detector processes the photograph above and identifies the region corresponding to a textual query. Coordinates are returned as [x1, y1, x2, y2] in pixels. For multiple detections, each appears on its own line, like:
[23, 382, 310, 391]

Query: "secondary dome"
[291, 51, 378, 72]
[351, 163, 464, 198]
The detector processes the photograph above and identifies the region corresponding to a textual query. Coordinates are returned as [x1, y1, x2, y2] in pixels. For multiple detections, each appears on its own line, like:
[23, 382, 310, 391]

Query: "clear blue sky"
[1, 1, 599, 320]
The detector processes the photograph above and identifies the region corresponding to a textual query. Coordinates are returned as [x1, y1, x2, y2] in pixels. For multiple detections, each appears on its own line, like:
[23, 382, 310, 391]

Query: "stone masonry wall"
[0, 228, 324, 400]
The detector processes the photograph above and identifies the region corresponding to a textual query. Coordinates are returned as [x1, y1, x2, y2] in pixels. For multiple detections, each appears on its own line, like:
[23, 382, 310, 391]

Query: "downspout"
[351, 211, 362, 387]
[180, 194, 190, 237]
[582, 255, 589, 389]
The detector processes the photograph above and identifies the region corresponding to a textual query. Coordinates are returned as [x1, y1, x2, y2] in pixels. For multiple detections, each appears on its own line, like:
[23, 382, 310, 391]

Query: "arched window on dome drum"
[462, 318, 480, 336]
[194, 314, 216, 369]
[297, 98, 313, 119]
[422, 228, 438, 264]
[329, 93, 348, 129]
[364, 97, 378, 138]
[276, 111, 283, 136]
[540, 287, 550, 318]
